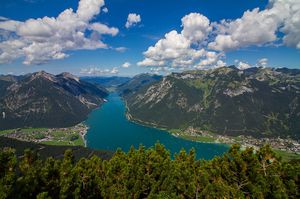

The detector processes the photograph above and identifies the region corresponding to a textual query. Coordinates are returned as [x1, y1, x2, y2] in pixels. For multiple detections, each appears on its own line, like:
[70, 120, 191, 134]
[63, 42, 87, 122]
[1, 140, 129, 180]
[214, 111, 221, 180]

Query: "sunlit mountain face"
[0, 1, 300, 198]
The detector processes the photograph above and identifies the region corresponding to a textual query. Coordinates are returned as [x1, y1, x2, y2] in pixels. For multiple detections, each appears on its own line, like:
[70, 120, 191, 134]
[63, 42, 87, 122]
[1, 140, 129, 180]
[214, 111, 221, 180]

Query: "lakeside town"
[126, 105, 300, 155]
[1, 118, 299, 157]
[174, 127, 300, 154]
[0, 123, 88, 147]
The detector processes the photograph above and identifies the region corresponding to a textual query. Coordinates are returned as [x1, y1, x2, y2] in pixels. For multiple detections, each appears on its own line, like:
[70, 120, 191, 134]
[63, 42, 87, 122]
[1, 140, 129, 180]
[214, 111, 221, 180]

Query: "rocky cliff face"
[0, 71, 108, 129]
[123, 66, 300, 139]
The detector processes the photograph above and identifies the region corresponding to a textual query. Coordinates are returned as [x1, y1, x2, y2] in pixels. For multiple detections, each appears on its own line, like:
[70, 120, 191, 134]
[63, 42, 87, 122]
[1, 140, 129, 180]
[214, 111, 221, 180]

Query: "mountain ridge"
[121, 66, 300, 139]
[0, 71, 108, 130]
[117, 73, 162, 96]
[80, 76, 131, 88]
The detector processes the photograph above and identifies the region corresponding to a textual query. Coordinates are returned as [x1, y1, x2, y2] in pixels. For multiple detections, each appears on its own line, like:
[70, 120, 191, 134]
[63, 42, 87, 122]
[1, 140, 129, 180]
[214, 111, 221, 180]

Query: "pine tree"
[0, 143, 299, 198]
[0, 148, 17, 199]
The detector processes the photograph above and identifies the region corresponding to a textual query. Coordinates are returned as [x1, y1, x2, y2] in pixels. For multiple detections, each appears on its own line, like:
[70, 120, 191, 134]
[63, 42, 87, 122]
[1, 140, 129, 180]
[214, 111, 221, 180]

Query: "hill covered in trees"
[122, 66, 300, 139]
[117, 73, 162, 96]
[0, 71, 108, 130]
[1, 144, 299, 198]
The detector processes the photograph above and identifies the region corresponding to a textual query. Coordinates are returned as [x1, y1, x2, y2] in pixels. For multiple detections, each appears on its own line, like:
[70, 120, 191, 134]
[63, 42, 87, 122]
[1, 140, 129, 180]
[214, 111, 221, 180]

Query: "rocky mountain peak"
[57, 72, 80, 82]
[31, 71, 56, 82]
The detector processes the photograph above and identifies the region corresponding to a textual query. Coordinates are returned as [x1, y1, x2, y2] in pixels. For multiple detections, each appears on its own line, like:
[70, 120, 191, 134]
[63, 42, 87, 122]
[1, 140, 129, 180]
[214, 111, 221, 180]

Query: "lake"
[85, 93, 229, 159]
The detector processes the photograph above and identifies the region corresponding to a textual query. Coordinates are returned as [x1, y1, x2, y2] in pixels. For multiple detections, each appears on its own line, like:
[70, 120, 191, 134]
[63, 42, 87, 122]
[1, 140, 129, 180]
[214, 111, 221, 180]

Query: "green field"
[41, 132, 84, 146]
[274, 149, 300, 161]
[181, 135, 216, 142]
[168, 129, 216, 143]
[41, 137, 84, 146]
[0, 129, 14, 135]
[0, 127, 85, 147]
[0, 128, 48, 135]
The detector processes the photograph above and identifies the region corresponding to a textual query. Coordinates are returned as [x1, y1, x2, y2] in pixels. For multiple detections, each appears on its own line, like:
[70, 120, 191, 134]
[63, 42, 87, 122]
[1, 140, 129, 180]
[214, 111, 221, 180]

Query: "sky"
[0, 0, 299, 76]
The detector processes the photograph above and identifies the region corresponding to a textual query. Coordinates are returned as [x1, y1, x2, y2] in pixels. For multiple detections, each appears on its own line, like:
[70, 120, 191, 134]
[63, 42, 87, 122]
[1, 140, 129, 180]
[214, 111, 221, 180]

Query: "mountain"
[117, 73, 162, 96]
[123, 66, 300, 139]
[0, 71, 108, 130]
[80, 76, 131, 88]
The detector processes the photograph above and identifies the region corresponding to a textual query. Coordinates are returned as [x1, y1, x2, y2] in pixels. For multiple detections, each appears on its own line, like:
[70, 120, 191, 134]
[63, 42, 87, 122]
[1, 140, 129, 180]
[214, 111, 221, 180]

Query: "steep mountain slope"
[81, 76, 131, 88]
[0, 71, 108, 130]
[123, 66, 300, 139]
[0, 74, 25, 95]
[0, 79, 13, 95]
[117, 73, 162, 96]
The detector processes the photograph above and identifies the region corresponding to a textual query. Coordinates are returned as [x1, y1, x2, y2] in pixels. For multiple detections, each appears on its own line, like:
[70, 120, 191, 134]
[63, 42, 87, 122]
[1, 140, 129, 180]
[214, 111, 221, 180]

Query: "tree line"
[0, 144, 299, 198]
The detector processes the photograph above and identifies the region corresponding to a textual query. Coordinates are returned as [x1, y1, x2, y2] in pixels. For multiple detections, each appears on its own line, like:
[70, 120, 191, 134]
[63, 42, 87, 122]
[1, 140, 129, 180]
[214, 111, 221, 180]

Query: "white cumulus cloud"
[80, 67, 119, 75]
[280, 0, 300, 49]
[235, 60, 251, 70]
[138, 0, 300, 72]
[122, 62, 131, 68]
[137, 13, 222, 69]
[90, 23, 118, 36]
[137, 30, 208, 68]
[114, 46, 127, 52]
[208, 0, 299, 51]
[125, 13, 141, 28]
[196, 51, 226, 69]
[102, 7, 108, 13]
[0, 0, 118, 65]
[181, 13, 212, 45]
[257, 58, 268, 68]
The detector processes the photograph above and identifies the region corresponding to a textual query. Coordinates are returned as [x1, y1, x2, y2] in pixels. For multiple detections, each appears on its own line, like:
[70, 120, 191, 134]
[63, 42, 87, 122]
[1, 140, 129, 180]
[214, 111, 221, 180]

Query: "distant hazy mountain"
[0, 71, 108, 130]
[123, 66, 300, 139]
[117, 73, 162, 96]
[81, 76, 131, 88]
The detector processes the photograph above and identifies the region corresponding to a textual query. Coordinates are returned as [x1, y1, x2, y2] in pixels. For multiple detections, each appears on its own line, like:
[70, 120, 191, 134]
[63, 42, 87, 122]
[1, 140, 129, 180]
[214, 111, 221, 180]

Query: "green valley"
[0, 124, 87, 147]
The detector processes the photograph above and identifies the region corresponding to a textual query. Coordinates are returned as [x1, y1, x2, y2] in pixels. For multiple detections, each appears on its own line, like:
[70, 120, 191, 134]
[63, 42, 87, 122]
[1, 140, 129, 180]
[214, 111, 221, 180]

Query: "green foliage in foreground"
[0, 144, 299, 199]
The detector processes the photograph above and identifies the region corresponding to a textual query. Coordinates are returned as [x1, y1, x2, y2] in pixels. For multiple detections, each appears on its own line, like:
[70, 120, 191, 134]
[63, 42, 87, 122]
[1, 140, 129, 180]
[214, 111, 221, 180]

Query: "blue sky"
[0, 0, 299, 76]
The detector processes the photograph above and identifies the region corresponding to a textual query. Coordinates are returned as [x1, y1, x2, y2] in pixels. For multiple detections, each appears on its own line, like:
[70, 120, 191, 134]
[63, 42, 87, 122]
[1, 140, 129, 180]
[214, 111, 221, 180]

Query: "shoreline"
[78, 123, 88, 147]
[124, 102, 227, 146]
[124, 102, 169, 131]
[123, 100, 300, 156]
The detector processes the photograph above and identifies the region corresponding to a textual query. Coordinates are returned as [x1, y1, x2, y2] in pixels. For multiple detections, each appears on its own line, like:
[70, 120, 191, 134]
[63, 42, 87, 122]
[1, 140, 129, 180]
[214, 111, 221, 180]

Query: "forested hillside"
[123, 66, 300, 139]
[117, 73, 162, 96]
[1, 144, 299, 198]
[0, 71, 108, 130]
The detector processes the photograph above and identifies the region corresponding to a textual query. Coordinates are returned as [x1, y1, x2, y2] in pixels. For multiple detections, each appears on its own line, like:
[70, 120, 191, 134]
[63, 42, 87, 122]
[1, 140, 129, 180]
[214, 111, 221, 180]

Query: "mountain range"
[120, 66, 300, 139]
[117, 73, 162, 96]
[0, 71, 108, 130]
[81, 76, 131, 88]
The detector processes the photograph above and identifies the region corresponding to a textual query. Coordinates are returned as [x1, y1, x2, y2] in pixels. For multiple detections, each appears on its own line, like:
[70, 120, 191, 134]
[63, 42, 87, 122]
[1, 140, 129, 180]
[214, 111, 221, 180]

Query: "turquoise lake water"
[85, 93, 229, 159]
